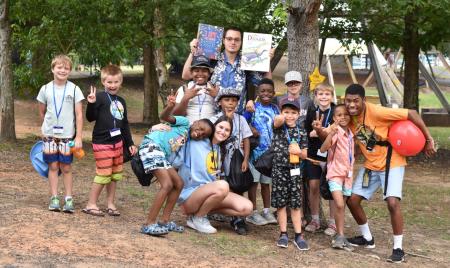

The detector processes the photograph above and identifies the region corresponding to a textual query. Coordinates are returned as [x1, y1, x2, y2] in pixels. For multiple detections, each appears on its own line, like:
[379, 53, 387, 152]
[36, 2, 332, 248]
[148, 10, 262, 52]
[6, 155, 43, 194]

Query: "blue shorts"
[249, 163, 272, 184]
[352, 166, 405, 200]
[43, 137, 73, 164]
[328, 180, 352, 196]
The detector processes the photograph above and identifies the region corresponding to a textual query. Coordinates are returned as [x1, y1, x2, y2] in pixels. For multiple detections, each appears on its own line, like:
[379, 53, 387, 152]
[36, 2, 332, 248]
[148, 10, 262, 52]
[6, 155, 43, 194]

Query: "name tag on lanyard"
[53, 126, 64, 135]
[290, 167, 301, 177]
[110, 128, 121, 137]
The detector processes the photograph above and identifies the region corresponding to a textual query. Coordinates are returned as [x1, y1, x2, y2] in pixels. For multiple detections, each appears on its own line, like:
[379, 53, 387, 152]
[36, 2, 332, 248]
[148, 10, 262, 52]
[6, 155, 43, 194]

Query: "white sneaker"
[324, 223, 337, 236]
[190, 216, 217, 234]
[246, 211, 268, 226]
[261, 210, 277, 224]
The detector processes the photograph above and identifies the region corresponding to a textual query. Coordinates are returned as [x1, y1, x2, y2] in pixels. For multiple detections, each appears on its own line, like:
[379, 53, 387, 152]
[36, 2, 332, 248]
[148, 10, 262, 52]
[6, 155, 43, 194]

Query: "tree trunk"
[0, 0, 16, 141]
[153, 4, 169, 106]
[270, 34, 287, 72]
[142, 45, 160, 125]
[286, 0, 321, 96]
[402, 5, 420, 110]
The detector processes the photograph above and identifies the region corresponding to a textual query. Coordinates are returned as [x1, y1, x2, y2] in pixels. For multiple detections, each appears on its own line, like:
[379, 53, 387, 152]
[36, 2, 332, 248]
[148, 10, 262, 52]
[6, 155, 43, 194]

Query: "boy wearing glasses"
[182, 27, 272, 114]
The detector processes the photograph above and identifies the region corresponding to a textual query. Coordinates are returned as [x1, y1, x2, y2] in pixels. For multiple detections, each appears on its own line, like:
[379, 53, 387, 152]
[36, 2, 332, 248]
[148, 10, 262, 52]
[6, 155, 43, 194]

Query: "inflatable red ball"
[388, 120, 425, 156]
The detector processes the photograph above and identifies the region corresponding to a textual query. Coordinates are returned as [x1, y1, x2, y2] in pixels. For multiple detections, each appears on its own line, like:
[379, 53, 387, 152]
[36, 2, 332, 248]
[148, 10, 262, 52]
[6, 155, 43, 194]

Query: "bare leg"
[329, 200, 336, 221]
[209, 192, 253, 217]
[106, 181, 117, 210]
[182, 180, 229, 217]
[308, 179, 320, 216]
[291, 208, 303, 234]
[248, 182, 258, 210]
[48, 162, 60, 196]
[386, 197, 403, 235]
[346, 194, 367, 225]
[261, 183, 271, 209]
[145, 169, 173, 225]
[160, 168, 184, 223]
[86, 183, 105, 210]
[331, 190, 346, 236]
[277, 207, 287, 232]
[59, 163, 73, 197]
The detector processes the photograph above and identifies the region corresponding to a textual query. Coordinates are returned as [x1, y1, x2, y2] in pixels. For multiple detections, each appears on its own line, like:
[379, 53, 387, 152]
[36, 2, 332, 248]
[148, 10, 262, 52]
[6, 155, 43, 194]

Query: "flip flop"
[82, 208, 105, 217]
[106, 208, 121, 216]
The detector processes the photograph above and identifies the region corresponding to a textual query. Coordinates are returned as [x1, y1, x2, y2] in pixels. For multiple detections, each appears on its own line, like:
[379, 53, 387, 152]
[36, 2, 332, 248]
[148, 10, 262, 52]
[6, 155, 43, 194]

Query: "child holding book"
[83, 64, 136, 217]
[320, 104, 355, 251]
[272, 99, 309, 250]
[139, 94, 214, 236]
[36, 54, 84, 213]
[243, 78, 279, 226]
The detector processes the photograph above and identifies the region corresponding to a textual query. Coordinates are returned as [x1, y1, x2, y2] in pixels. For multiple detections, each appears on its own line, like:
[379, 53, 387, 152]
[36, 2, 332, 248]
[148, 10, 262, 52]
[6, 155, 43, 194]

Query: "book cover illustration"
[241, 32, 272, 72]
[196, 23, 224, 60]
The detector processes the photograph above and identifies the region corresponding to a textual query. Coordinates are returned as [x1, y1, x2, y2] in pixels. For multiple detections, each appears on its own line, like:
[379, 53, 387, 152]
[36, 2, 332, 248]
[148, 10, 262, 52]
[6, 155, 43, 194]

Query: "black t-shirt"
[86, 91, 134, 146]
[305, 104, 335, 161]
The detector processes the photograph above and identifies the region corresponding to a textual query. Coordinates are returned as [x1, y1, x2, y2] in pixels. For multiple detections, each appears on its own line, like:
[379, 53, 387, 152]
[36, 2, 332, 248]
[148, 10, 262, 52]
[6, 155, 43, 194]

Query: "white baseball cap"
[284, 71, 303, 84]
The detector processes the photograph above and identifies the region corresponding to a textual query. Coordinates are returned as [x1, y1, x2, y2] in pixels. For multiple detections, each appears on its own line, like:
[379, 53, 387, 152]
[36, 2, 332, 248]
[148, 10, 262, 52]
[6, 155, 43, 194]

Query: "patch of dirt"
[2, 88, 449, 267]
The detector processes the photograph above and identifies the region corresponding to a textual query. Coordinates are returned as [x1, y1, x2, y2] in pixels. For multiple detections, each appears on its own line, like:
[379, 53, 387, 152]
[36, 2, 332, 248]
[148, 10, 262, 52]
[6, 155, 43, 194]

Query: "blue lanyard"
[317, 106, 332, 127]
[284, 124, 301, 144]
[52, 81, 67, 122]
[197, 94, 207, 119]
[105, 91, 122, 128]
[348, 131, 353, 164]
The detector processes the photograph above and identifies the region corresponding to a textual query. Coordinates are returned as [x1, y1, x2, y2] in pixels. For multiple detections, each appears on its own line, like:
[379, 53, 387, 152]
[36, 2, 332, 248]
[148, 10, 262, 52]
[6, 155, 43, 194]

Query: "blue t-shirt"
[142, 116, 190, 157]
[243, 102, 279, 162]
[175, 139, 222, 203]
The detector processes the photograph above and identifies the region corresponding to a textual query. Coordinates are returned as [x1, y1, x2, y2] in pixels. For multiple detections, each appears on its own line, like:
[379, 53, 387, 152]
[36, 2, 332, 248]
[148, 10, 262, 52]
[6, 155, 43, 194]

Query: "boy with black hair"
[271, 99, 309, 250]
[243, 78, 279, 225]
[343, 84, 436, 263]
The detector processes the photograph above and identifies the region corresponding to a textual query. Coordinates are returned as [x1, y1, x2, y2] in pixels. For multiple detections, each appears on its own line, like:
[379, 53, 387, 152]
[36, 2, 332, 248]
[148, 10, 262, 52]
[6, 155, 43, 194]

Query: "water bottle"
[68, 140, 85, 159]
[289, 141, 300, 164]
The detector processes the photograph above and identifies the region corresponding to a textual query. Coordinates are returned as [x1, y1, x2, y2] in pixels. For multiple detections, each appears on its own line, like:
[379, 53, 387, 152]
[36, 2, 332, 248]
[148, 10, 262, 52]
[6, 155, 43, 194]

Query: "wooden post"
[367, 42, 389, 107]
[326, 55, 337, 104]
[344, 55, 358, 84]
[363, 71, 374, 87]
[419, 61, 450, 113]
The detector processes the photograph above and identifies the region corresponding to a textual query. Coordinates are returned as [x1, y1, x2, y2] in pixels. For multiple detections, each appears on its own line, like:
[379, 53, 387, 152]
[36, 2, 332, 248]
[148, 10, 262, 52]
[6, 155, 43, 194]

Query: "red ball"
[388, 120, 425, 156]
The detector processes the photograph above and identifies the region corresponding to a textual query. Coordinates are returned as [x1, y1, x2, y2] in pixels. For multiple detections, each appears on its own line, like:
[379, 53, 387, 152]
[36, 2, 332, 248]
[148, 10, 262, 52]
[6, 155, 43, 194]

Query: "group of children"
[37, 54, 357, 252]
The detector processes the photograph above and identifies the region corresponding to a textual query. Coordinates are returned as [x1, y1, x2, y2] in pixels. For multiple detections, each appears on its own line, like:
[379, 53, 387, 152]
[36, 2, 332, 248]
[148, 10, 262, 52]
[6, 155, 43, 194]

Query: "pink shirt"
[326, 126, 354, 190]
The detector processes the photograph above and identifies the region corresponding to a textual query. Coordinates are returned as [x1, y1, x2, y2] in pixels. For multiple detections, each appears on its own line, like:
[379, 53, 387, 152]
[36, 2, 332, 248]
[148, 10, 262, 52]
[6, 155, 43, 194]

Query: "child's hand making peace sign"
[87, 85, 97, 103]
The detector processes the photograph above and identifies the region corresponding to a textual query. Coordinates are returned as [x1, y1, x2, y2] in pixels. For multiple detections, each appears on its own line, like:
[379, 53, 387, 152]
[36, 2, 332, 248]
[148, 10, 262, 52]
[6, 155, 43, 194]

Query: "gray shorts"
[249, 163, 272, 184]
[352, 166, 405, 200]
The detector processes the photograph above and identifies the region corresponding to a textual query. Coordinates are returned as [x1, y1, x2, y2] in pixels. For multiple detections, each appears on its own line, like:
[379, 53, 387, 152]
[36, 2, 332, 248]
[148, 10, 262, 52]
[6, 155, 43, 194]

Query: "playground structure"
[318, 38, 450, 126]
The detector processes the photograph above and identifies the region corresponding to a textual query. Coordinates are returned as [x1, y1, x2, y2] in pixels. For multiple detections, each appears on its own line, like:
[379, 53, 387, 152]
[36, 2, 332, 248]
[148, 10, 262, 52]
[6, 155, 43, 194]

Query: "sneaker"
[277, 234, 289, 248]
[331, 235, 354, 252]
[324, 223, 337, 236]
[48, 196, 60, 212]
[189, 216, 217, 234]
[261, 210, 277, 224]
[305, 220, 320, 233]
[347, 235, 376, 249]
[62, 198, 75, 213]
[246, 211, 268, 226]
[293, 235, 310, 251]
[230, 218, 247, 235]
[387, 248, 405, 263]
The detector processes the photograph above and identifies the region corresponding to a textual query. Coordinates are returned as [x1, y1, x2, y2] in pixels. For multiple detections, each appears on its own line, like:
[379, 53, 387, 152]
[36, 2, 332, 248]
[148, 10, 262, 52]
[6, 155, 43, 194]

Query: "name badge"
[317, 149, 327, 157]
[348, 170, 353, 178]
[53, 126, 64, 134]
[110, 128, 121, 137]
[290, 168, 301, 177]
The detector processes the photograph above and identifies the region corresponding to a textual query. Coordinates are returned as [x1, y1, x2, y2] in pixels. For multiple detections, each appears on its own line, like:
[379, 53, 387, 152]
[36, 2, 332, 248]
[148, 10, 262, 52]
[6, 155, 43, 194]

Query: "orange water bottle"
[69, 140, 85, 159]
[289, 141, 300, 164]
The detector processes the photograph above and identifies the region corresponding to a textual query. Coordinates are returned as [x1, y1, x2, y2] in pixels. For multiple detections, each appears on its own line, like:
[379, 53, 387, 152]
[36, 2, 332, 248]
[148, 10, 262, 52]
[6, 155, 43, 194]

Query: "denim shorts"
[352, 166, 405, 200]
[249, 163, 272, 184]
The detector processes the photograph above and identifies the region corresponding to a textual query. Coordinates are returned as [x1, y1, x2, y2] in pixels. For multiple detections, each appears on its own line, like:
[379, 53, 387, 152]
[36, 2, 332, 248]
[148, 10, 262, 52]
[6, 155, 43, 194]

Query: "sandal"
[105, 208, 121, 216]
[141, 223, 169, 236]
[159, 221, 184, 233]
[82, 208, 105, 217]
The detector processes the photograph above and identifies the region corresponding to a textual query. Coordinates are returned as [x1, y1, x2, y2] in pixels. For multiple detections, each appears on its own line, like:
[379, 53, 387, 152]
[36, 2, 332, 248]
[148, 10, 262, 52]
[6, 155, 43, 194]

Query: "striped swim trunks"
[92, 140, 123, 184]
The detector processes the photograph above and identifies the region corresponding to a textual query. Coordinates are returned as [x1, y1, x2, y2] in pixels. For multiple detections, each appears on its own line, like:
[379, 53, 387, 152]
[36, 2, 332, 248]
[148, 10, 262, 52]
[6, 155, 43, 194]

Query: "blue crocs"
[141, 223, 169, 236]
[159, 221, 185, 233]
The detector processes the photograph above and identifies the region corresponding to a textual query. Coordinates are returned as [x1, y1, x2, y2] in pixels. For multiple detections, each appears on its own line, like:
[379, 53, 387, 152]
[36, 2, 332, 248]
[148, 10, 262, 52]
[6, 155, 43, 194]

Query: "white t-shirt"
[36, 81, 85, 138]
[175, 81, 216, 125]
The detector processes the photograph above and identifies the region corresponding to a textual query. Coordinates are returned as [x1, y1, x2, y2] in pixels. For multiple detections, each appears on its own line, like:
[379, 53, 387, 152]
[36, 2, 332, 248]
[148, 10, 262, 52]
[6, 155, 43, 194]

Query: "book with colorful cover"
[196, 23, 224, 60]
[241, 32, 272, 72]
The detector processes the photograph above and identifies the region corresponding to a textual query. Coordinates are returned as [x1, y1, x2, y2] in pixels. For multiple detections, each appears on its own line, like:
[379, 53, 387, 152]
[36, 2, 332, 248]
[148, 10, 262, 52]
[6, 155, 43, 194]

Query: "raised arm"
[159, 95, 177, 124]
[181, 39, 199, 80]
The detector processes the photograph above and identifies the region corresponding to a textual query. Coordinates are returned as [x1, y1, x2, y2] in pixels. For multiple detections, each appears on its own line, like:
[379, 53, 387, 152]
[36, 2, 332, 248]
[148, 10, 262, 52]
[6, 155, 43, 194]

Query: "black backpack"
[130, 154, 154, 186]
